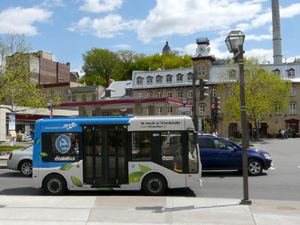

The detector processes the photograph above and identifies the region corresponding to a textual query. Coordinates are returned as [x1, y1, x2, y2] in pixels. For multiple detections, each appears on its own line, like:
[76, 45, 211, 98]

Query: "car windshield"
[22, 145, 33, 151]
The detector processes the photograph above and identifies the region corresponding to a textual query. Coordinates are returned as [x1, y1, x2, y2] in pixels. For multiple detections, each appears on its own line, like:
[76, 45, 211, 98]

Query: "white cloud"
[137, 0, 263, 43]
[244, 48, 273, 62]
[0, 7, 52, 36]
[112, 44, 131, 49]
[41, 0, 65, 7]
[246, 34, 272, 41]
[80, 0, 123, 13]
[68, 14, 139, 38]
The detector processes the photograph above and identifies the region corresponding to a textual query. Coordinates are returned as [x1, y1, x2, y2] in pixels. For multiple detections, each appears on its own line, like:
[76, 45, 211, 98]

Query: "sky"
[0, 0, 300, 76]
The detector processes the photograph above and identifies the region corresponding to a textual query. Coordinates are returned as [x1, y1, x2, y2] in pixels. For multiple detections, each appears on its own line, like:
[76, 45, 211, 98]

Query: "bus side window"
[131, 132, 151, 161]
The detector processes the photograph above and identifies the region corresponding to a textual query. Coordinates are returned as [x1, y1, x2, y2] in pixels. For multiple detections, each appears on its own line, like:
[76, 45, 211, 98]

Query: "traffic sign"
[177, 107, 191, 112]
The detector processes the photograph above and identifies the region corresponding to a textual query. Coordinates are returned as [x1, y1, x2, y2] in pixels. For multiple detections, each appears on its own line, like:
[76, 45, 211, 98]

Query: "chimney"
[106, 75, 111, 87]
[272, 0, 283, 64]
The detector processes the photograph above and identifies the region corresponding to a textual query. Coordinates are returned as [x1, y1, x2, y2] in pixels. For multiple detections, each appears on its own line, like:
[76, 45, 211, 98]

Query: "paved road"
[0, 138, 299, 201]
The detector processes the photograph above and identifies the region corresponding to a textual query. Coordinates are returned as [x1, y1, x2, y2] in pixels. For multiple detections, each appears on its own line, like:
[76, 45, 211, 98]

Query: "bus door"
[83, 125, 128, 187]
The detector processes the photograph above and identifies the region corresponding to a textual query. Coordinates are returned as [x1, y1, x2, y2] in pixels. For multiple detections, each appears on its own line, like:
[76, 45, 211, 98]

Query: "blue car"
[198, 135, 272, 175]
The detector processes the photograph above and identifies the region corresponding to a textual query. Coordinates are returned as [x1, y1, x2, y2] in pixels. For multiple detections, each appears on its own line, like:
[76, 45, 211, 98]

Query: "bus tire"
[142, 173, 167, 196]
[44, 174, 67, 195]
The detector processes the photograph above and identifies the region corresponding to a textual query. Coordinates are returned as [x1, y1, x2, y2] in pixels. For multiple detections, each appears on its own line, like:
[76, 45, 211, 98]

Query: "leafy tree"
[219, 58, 291, 137]
[80, 48, 121, 86]
[0, 33, 60, 113]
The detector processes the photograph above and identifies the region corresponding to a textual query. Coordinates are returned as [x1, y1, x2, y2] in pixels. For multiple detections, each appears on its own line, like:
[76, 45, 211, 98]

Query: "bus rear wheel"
[142, 174, 167, 196]
[44, 174, 67, 195]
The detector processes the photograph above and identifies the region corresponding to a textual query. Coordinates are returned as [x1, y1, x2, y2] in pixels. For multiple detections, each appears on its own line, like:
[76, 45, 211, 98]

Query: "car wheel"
[44, 174, 67, 195]
[142, 174, 167, 196]
[19, 160, 32, 177]
[248, 159, 263, 176]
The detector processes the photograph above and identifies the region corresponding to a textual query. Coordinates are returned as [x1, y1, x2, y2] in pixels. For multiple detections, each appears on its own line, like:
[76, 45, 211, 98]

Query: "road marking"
[270, 167, 276, 170]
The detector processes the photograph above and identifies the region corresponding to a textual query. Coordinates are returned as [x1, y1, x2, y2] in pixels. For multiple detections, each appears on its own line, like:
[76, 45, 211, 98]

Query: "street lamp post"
[47, 100, 53, 118]
[225, 30, 251, 205]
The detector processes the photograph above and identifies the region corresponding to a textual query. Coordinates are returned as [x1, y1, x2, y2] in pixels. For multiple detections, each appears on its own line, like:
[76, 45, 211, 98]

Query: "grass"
[0, 146, 26, 151]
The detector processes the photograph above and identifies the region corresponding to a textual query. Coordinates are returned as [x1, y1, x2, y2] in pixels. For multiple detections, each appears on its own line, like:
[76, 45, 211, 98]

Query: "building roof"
[100, 80, 132, 99]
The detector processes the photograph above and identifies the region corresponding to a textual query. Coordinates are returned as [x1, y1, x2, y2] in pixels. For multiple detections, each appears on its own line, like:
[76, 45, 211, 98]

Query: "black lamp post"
[47, 100, 53, 118]
[225, 30, 251, 205]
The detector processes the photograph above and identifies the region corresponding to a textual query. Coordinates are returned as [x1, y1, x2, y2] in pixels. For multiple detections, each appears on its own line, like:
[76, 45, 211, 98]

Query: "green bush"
[228, 137, 242, 143]
[0, 146, 26, 151]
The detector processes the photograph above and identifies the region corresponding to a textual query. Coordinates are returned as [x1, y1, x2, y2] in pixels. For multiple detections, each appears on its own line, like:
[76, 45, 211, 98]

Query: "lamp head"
[225, 30, 245, 53]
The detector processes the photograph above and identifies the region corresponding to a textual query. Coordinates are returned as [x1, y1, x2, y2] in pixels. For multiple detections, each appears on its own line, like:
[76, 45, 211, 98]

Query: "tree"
[219, 58, 292, 138]
[0, 33, 60, 113]
[81, 48, 120, 86]
[127, 53, 193, 79]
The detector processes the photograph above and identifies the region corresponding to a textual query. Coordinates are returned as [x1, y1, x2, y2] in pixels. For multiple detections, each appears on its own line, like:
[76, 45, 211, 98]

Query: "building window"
[50, 90, 54, 97]
[189, 105, 194, 116]
[290, 102, 296, 114]
[229, 88, 233, 96]
[72, 95, 76, 102]
[105, 90, 111, 97]
[123, 112, 128, 116]
[103, 112, 109, 116]
[167, 107, 172, 115]
[147, 76, 153, 85]
[176, 74, 183, 82]
[138, 92, 143, 99]
[125, 88, 133, 96]
[64, 90, 68, 97]
[147, 92, 152, 98]
[188, 90, 193, 99]
[167, 91, 172, 98]
[156, 76, 162, 84]
[287, 69, 295, 78]
[197, 66, 206, 76]
[211, 89, 216, 97]
[92, 94, 96, 101]
[187, 73, 193, 82]
[273, 69, 280, 76]
[157, 107, 163, 115]
[199, 104, 205, 116]
[57, 90, 61, 97]
[137, 77, 143, 85]
[82, 95, 86, 102]
[291, 87, 296, 96]
[157, 92, 162, 98]
[177, 91, 183, 99]
[229, 70, 236, 79]
[166, 75, 172, 83]
[178, 112, 184, 115]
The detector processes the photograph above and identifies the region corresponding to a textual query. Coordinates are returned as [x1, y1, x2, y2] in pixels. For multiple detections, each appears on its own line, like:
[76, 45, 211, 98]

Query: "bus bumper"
[186, 174, 202, 188]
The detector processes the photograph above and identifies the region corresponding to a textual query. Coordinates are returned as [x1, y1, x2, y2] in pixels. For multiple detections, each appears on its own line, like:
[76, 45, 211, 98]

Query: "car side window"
[213, 139, 235, 151]
[198, 138, 214, 149]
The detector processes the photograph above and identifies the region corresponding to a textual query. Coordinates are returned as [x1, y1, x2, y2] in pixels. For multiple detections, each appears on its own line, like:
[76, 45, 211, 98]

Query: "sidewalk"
[0, 195, 299, 224]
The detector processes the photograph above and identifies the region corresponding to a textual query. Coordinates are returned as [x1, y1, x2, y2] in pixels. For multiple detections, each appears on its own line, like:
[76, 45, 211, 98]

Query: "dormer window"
[166, 75, 172, 83]
[125, 88, 132, 96]
[229, 69, 236, 79]
[156, 75, 162, 84]
[287, 69, 295, 78]
[105, 89, 111, 97]
[187, 73, 193, 82]
[146, 76, 153, 85]
[176, 74, 183, 82]
[273, 69, 280, 76]
[137, 77, 143, 85]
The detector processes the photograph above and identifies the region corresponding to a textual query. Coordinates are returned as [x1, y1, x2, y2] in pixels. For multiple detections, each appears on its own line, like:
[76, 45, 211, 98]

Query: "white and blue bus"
[32, 116, 202, 195]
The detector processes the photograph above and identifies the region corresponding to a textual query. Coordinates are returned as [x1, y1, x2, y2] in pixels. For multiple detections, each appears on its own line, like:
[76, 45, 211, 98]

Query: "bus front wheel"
[142, 174, 167, 196]
[44, 174, 67, 195]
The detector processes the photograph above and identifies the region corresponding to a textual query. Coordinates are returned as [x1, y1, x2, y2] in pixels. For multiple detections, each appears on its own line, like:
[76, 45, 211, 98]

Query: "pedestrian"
[249, 129, 252, 141]
[285, 129, 288, 139]
[280, 129, 285, 139]
[213, 129, 219, 137]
